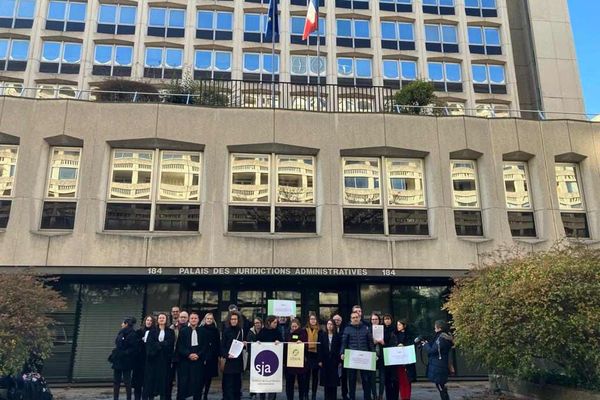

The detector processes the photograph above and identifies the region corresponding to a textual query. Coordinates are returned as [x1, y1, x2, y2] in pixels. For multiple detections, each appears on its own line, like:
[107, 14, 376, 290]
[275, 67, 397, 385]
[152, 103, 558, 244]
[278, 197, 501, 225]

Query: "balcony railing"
[1, 80, 599, 119]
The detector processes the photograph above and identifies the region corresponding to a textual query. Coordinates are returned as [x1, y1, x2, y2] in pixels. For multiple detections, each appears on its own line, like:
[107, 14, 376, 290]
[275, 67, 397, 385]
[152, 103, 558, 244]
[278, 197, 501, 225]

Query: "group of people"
[109, 304, 454, 400]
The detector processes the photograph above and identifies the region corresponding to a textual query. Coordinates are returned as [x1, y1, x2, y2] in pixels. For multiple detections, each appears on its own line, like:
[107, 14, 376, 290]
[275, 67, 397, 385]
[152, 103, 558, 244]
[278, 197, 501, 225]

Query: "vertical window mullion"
[270, 153, 276, 233]
[149, 148, 160, 232]
[381, 156, 389, 236]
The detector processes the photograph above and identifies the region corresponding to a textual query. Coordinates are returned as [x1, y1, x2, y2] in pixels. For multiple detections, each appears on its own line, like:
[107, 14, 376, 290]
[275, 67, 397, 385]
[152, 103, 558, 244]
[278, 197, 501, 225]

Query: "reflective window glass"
[230, 155, 270, 203]
[0, 40, 7, 59]
[337, 58, 352, 76]
[383, 60, 399, 79]
[10, 40, 28, 60]
[450, 160, 479, 208]
[445, 63, 461, 81]
[243, 53, 260, 72]
[94, 44, 112, 64]
[336, 19, 351, 37]
[119, 6, 136, 24]
[291, 55, 307, 75]
[354, 20, 370, 38]
[472, 64, 487, 83]
[425, 25, 439, 42]
[195, 50, 212, 69]
[503, 162, 531, 209]
[343, 158, 381, 205]
[68, 2, 86, 22]
[197, 11, 213, 29]
[386, 159, 425, 207]
[98, 4, 116, 23]
[0, 0, 16, 18]
[18, 0, 35, 18]
[215, 52, 231, 70]
[244, 13, 261, 32]
[291, 16, 304, 35]
[216, 12, 232, 30]
[555, 164, 584, 210]
[468, 26, 483, 44]
[485, 28, 500, 45]
[264, 54, 279, 73]
[42, 41, 61, 62]
[482, 0, 495, 8]
[165, 48, 182, 68]
[115, 46, 132, 66]
[0, 146, 18, 197]
[47, 0, 66, 20]
[47, 148, 81, 198]
[159, 152, 201, 201]
[110, 150, 154, 200]
[168, 9, 184, 28]
[145, 47, 163, 67]
[148, 7, 166, 26]
[355, 58, 371, 77]
[398, 23, 413, 41]
[276, 156, 314, 204]
[401, 61, 417, 80]
[428, 62, 443, 81]
[489, 65, 505, 83]
[442, 25, 457, 43]
[309, 56, 325, 75]
[62, 43, 81, 63]
[381, 22, 396, 40]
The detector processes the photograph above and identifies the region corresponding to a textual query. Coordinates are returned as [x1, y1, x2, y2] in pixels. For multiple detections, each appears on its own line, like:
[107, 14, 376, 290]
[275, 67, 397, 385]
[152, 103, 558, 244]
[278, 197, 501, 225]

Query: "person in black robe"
[318, 319, 342, 400]
[382, 315, 398, 400]
[177, 312, 207, 400]
[221, 311, 245, 400]
[395, 320, 416, 400]
[109, 317, 139, 400]
[200, 313, 221, 400]
[144, 313, 175, 400]
[285, 318, 308, 400]
[133, 316, 155, 400]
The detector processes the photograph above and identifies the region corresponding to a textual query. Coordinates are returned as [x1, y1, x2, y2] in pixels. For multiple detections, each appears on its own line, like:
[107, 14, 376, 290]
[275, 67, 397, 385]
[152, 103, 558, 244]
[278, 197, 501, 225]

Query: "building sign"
[146, 267, 401, 276]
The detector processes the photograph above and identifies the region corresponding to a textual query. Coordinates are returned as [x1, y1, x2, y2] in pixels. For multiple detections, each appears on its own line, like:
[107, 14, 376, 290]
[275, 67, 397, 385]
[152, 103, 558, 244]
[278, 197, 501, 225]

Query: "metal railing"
[0, 80, 598, 120]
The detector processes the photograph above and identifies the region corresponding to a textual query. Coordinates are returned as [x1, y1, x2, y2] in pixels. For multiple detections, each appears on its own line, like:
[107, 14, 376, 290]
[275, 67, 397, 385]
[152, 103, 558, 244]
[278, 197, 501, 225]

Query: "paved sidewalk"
[52, 381, 495, 400]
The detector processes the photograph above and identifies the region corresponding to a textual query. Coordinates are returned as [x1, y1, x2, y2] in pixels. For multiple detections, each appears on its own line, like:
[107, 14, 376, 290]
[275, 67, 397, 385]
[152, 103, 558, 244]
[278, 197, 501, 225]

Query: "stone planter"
[489, 375, 600, 400]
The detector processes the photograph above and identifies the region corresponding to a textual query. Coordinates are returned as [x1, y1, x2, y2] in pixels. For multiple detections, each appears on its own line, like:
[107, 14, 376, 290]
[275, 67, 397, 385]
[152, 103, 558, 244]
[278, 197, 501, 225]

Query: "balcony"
[110, 183, 152, 199]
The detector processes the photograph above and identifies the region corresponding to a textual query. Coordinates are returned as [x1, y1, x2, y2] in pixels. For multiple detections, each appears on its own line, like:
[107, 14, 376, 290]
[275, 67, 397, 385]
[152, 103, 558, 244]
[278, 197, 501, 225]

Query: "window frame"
[228, 153, 317, 234]
[41, 40, 82, 70]
[197, 10, 233, 32]
[555, 162, 586, 212]
[105, 148, 203, 232]
[290, 54, 326, 77]
[148, 7, 185, 28]
[93, 44, 133, 75]
[97, 3, 136, 33]
[0, 0, 35, 28]
[450, 159, 481, 210]
[427, 61, 462, 91]
[243, 52, 280, 76]
[290, 15, 326, 37]
[337, 57, 372, 79]
[0, 38, 29, 69]
[382, 59, 418, 82]
[194, 49, 232, 72]
[0, 145, 19, 199]
[502, 161, 532, 211]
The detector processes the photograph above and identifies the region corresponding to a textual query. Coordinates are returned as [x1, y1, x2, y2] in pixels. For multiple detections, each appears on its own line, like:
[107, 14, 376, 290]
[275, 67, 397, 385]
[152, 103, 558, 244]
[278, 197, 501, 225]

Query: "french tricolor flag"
[302, 0, 319, 41]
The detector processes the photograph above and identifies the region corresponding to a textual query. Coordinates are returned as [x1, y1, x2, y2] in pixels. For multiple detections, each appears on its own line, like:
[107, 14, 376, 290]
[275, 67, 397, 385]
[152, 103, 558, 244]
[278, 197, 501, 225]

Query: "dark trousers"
[383, 367, 398, 400]
[113, 369, 133, 400]
[370, 367, 384, 399]
[435, 383, 450, 400]
[346, 369, 371, 400]
[223, 373, 242, 400]
[341, 367, 348, 400]
[166, 363, 177, 400]
[202, 376, 213, 397]
[323, 386, 337, 400]
[285, 373, 307, 400]
[259, 394, 277, 400]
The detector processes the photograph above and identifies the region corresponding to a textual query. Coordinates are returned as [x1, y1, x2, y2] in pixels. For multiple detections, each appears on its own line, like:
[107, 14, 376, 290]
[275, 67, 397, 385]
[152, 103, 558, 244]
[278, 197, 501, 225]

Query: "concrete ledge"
[490, 375, 600, 400]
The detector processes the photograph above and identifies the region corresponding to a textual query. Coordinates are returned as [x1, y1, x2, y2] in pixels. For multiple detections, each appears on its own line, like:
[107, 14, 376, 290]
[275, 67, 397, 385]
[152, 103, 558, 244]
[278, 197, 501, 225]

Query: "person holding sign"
[285, 318, 308, 400]
[221, 311, 245, 400]
[256, 316, 284, 400]
[340, 312, 374, 400]
[394, 320, 416, 400]
[381, 315, 398, 400]
[318, 319, 341, 400]
[177, 312, 206, 400]
[369, 314, 385, 400]
[305, 314, 321, 400]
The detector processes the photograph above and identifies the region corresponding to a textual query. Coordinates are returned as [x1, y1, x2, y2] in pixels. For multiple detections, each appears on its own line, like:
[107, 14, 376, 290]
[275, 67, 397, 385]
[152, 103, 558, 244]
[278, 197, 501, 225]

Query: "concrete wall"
[0, 97, 599, 275]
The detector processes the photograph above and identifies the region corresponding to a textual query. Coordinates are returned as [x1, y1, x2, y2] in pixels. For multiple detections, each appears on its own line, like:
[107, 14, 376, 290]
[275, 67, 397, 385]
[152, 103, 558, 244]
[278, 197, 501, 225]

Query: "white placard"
[372, 325, 384, 342]
[250, 343, 284, 393]
[343, 349, 376, 371]
[229, 339, 244, 358]
[383, 345, 417, 366]
[267, 300, 297, 316]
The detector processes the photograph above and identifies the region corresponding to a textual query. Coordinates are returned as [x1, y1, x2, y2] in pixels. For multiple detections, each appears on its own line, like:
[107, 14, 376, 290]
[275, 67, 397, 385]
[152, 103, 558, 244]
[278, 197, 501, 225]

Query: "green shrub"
[164, 74, 230, 106]
[393, 79, 444, 115]
[94, 79, 159, 102]
[444, 243, 600, 390]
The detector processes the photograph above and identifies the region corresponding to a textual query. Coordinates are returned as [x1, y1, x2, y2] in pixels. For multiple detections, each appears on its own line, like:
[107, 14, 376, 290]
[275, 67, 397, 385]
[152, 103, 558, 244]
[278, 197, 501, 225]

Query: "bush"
[393, 80, 445, 115]
[0, 273, 66, 376]
[444, 243, 600, 390]
[94, 79, 159, 102]
[164, 74, 230, 106]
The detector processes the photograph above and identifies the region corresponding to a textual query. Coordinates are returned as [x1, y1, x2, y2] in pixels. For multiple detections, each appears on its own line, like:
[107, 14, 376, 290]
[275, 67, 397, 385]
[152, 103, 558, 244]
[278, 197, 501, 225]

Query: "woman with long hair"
[305, 313, 321, 400]
[423, 320, 453, 400]
[133, 316, 155, 400]
[144, 313, 175, 400]
[221, 311, 245, 400]
[109, 317, 138, 400]
[382, 314, 398, 400]
[318, 319, 341, 400]
[285, 318, 308, 400]
[200, 313, 221, 400]
[395, 320, 416, 400]
[369, 313, 385, 400]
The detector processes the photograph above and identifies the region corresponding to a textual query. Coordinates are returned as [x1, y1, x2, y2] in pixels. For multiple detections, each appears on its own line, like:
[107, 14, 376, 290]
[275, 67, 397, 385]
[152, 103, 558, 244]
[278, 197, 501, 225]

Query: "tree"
[94, 79, 159, 103]
[444, 243, 600, 390]
[0, 273, 66, 376]
[393, 80, 443, 115]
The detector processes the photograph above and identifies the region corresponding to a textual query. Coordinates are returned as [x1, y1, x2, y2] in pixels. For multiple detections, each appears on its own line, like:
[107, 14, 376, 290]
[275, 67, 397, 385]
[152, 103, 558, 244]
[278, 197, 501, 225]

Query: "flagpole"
[316, 16, 321, 112]
[271, 0, 275, 109]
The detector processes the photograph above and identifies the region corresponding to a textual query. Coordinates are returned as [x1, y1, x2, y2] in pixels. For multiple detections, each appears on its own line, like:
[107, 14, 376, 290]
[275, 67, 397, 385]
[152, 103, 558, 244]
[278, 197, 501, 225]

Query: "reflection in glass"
[343, 208, 384, 234]
[319, 292, 338, 304]
[277, 156, 314, 203]
[561, 212, 589, 238]
[230, 155, 270, 202]
[360, 284, 391, 316]
[388, 209, 429, 235]
[47, 148, 81, 198]
[110, 150, 153, 200]
[41, 201, 76, 229]
[275, 206, 316, 233]
[454, 210, 483, 236]
[503, 162, 530, 209]
[555, 164, 584, 210]
[159, 152, 201, 201]
[386, 158, 425, 206]
[104, 203, 152, 230]
[192, 290, 219, 306]
[154, 204, 200, 231]
[228, 205, 270, 232]
[0, 146, 18, 197]
[343, 158, 381, 205]
[0, 200, 11, 228]
[450, 160, 478, 208]
[507, 211, 536, 237]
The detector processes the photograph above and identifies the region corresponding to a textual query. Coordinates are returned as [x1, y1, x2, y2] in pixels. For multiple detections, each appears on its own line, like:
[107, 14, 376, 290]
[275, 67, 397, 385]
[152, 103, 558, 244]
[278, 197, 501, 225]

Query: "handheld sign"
[286, 342, 304, 368]
[383, 345, 417, 366]
[372, 325, 384, 342]
[343, 349, 376, 371]
[267, 300, 296, 316]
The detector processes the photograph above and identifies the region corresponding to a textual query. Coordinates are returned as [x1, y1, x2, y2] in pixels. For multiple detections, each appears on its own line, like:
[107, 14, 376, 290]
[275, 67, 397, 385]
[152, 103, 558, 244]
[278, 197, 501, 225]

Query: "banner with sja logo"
[250, 343, 284, 393]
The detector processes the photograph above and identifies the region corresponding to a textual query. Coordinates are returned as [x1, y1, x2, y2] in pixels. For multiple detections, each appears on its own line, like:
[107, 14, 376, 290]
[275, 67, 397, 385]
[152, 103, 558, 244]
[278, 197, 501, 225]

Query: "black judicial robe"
[177, 325, 207, 398]
[144, 327, 176, 398]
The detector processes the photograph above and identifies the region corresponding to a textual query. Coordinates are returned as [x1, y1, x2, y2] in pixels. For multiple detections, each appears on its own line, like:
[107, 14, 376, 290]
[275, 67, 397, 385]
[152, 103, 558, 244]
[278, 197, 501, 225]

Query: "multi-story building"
[0, 0, 597, 383]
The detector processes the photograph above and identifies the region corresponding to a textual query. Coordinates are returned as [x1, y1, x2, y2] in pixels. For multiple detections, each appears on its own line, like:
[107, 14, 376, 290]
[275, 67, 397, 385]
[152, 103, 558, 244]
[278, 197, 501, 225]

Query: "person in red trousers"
[394, 320, 416, 400]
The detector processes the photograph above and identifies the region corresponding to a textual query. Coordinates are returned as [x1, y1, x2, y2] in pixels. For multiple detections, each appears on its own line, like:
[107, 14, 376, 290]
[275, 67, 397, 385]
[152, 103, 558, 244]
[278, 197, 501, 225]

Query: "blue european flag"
[264, 0, 279, 42]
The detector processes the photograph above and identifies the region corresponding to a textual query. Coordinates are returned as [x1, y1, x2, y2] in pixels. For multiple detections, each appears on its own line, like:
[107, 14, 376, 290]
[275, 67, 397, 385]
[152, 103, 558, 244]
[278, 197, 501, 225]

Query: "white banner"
[383, 345, 417, 366]
[250, 342, 284, 393]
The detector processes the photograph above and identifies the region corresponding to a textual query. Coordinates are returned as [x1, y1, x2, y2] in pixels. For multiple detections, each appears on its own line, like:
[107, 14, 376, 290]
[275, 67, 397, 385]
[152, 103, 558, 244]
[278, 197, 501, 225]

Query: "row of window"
[0, 145, 590, 239]
[0, 0, 498, 31]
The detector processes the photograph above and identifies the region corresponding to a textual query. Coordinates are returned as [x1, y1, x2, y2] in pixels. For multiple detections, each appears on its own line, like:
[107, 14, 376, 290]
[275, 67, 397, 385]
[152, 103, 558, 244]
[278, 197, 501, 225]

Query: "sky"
[568, 0, 600, 118]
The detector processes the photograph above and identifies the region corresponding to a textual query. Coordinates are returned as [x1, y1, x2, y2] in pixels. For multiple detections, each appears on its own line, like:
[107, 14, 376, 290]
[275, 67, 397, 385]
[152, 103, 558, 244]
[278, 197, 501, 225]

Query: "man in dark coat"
[167, 311, 188, 400]
[382, 316, 398, 400]
[423, 320, 453, 400]
[109, 317, 139, 400]
[177, 312, 207, 400]
[221, 311, 245, 400]
[340, 312, 374, 400]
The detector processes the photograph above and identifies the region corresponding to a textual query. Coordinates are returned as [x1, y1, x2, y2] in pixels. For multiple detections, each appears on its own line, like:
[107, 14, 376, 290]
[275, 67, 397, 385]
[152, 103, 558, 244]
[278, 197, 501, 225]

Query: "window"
[468, 26, 501, 55]
[336, 0, 369, 10]
[555, 163, 589, 238]
[423, 0, 454, 15]
[46, 0, 86, 31]
[243, 52, 279, 81]
[41, 147, 81, 230]
[194, 50, 232, 80]
[0, 81, 24, 96]
[97, 4, 136, 34]
[290, 16, 325, 45]
[0, 0, 35, 29]
[450, 160, 483, 236]
[337, 57, 372, 86]
[379, 0, 412, 13]
[36, 84, 77, 99]
[106, 149, 202, 231]
[503, 162, 536, 237]
[342, 157, 428, 235]
[228, 154, 316, 233]
[0, 38, 29, 71]
[144, 47, 183, 79]
[290, 55, 326, 84]
[147, 7, 185, 37]
[92, 44, 133, 77]
[0, 145, 18, 229]
[381, 21, 414, 50]
[40, 41, 82, 74]
[382, 59, 417, 88]
[472, 64, 506, 94]
[465, 0, 497, 17]
[427, 61, 462, 92]
[336, 19, 370, 48]
[197, 10, 233, 40]
[244, 13, 278, 43]
[475, 103, 510, 118]
[424, 24, 458, 53]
